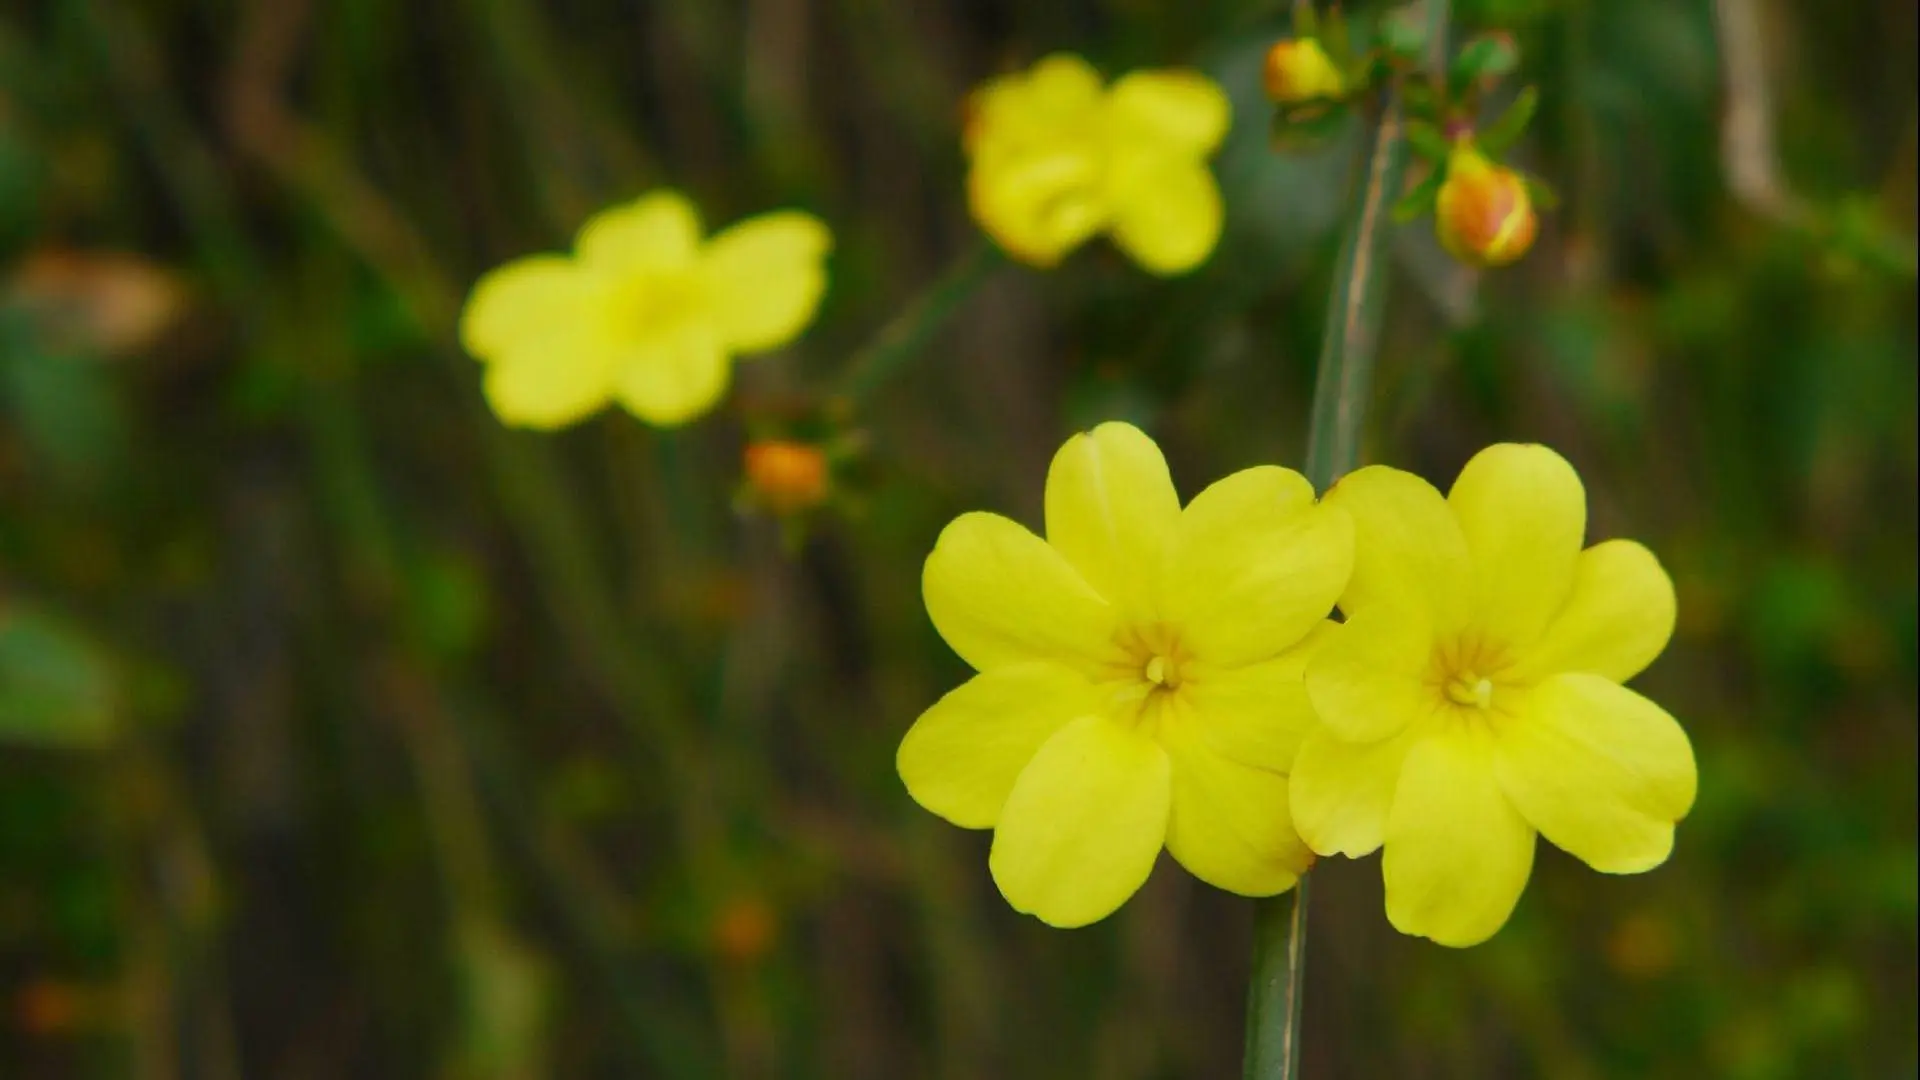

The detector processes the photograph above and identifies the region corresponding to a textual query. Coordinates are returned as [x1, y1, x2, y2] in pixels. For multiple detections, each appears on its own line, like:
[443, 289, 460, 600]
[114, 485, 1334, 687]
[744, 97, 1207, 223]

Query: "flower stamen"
[1445, 673, 1495, 710]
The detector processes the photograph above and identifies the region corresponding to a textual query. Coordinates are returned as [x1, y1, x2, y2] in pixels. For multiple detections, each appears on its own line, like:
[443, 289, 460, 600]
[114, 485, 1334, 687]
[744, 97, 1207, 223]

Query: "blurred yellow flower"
[1262, 39, 1345, 105]
[459, 191, 830, 429]
[899, 422, 1352, 927]
[1434, 142, 1538, 268]
[1289, 444, 1696, 947]
[963, 55, 1230, 275]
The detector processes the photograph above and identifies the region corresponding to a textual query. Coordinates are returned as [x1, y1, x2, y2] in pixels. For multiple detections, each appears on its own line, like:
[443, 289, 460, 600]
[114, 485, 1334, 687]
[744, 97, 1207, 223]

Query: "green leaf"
[1450, 32, 1520, 93]
[0, 607, 116, 749]
[1476, 85, 1540, 156]
[1392, 169, 1447, 223]
[1522, 173, 1561, 211]
[1378, 5, 1428, 63]
[1293, 2, 1318, 40]
[1322, 7, 1352, 67]
[1404, 119, 1452, 162]
[1269, 101, 1353, 152]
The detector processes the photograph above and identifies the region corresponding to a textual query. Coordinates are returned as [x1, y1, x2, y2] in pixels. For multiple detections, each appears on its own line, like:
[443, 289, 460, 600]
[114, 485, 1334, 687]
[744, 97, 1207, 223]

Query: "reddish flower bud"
[743, 439, 830, 515]
[1262, 39, 1345, 105]
[1435, 143, 1539, 267]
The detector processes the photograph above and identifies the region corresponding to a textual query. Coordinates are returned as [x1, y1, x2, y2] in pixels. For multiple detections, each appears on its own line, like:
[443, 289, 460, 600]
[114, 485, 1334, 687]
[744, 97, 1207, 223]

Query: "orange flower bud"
[1262, 39, 1345, 104]
[1434, 143, 1539, 267]
[743, 439, 830, 515]
[711, 895, 778, 964]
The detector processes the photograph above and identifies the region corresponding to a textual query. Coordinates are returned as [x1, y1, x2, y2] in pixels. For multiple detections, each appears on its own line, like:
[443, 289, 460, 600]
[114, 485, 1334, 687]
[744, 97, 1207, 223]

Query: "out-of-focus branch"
[1712, 0, 1815, 229]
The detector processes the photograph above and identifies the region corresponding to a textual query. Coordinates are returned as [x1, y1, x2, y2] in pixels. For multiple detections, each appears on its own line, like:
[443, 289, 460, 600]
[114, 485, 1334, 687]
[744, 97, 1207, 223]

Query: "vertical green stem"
[1243, 4, 1447, 1078]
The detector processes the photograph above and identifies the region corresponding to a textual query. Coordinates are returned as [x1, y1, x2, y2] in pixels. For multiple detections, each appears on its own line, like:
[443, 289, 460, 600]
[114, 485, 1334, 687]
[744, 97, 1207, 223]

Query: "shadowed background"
[0, 0, 1914, 1077]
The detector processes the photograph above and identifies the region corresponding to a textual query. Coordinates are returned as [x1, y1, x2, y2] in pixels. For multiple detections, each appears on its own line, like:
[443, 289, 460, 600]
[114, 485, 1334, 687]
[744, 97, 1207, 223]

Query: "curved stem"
[1242, 4, 1449, 1078]
[829, 242, 1003, 413]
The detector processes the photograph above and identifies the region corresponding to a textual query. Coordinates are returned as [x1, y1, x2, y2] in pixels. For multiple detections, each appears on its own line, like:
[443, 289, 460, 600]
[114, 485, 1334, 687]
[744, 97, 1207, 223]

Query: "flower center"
[1444, 672, 1495, 709]
[1103, 621, 1192, 734]
[614, 271, 705, 339]
[1428, 633, 1515, 718]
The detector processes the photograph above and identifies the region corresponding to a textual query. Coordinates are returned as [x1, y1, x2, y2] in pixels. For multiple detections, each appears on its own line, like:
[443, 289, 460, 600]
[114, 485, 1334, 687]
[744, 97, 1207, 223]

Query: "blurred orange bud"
[1435, 142, 1538, 267]
[744, 439, 830, 515]
[15, 979, 88, 1035]
[1262, 39, 1345, 105]
[6, 249, 187, 357]
[711, 896, 778, 964]
[1606, 910, 1680, 979]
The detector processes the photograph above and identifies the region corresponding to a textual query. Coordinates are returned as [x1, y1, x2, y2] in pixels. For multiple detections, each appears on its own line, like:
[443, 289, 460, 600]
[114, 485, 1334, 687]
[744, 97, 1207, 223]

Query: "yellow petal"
[612, 327, 731, 427]
[1180, 622, 1334, 774]
[482, 344, 619, 429]
[1518, 540, 1676, 683]
[968, 148, 1106, 267]
[463, 257, 621, 428]
[1167, 466, 1351, 668]
[1448, 444, 1587, 646]
[1015, 53, 1106, 124]
[1043, 422, 1181, 619]
[1288, 723, 1421, 858]
[575, 191, 701, 276]
[1107, 70, 1231, 155]
[989, 715, 1171, 928]
[922, 512, 1122, 674]
[897, 662, 1102, 829]
[1161, 717, 1310, 897]
[1324, 465, 1471, 632]
[965, 54, 1105, 162]
[1108, 157, 1223, 275]
[1494, 673, 1696, 874]
[460, 255, 603, 361]
[699, 211, 832, 353]
[1303, 607, 1432, 743]
[1382, 728, 1536, 947]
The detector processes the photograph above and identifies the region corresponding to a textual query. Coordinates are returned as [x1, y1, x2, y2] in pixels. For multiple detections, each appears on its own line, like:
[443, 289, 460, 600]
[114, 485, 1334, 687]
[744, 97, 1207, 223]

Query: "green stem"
[1243, 3, 1449, 1077]
[829, 242, 1003, 412]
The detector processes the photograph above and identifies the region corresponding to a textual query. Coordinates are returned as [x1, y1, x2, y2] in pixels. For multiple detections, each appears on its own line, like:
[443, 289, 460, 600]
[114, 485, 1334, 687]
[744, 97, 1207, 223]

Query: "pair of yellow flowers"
[900, 423, 1696, 947]
[460, 55, 1228, 429]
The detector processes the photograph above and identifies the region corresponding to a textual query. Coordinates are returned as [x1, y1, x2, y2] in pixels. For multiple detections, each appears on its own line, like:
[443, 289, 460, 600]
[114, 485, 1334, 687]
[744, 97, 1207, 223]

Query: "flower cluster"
[901, 427, 1695, 944]
[899, 423, 1348, 926]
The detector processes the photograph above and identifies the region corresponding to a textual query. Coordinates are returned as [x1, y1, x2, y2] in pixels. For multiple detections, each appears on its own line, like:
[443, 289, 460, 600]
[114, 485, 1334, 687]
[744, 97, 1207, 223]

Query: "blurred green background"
[0, 0, 1914, 1077]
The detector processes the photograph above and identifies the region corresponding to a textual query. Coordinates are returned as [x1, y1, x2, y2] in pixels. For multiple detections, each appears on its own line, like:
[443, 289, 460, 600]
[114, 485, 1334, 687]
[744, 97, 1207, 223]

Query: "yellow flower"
[1262, 39, 1346, 105]
[1434, 142, 1538, 268]
[898, 422, 1352, 927]
[1289, 444, 1696, 947]
[459, 191, 831, 429]
[963, 55, 1230, 275]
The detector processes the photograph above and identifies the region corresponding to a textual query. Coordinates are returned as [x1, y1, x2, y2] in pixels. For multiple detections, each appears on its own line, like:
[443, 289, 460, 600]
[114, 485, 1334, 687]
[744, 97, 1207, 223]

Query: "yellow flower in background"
[898, 422, 1352, 927]
[963, 55, 1230, 275]
[1289, 445, 1696, 947]
[459, 191, 830, 429]
[1434, 142, 1538, 268]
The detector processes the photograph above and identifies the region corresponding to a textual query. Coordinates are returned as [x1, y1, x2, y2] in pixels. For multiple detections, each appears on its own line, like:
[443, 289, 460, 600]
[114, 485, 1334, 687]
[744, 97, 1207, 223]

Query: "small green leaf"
[1293, 2, 1318, 40]
[1450, 31, 1520, 93]
[1392, 169, 1447, 223]
[1269, 101, 1353, 152]
[1400, 76, 1442, 118]
[1522, 173, 1561, 210]
[1378, 5, 1428, 63]
[1322, 7, 1353, 67]
[1476, 85, 1540, 156]
[0, 607, 116, 749]
[1404, 119, 1452, 162]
